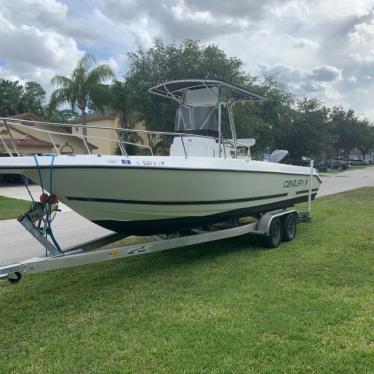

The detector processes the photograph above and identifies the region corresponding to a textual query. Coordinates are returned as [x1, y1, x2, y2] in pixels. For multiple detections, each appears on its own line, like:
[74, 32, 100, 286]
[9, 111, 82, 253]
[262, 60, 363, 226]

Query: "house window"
[60, 143, 74, 155]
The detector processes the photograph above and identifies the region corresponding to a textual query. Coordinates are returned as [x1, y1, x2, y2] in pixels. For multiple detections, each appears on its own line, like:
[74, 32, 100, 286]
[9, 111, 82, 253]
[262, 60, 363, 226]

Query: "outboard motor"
[268, 150, 290, 164]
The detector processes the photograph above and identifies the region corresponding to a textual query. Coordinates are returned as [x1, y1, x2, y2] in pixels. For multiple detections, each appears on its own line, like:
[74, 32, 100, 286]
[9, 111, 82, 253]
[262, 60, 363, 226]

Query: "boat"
[0, 80, 321, 236]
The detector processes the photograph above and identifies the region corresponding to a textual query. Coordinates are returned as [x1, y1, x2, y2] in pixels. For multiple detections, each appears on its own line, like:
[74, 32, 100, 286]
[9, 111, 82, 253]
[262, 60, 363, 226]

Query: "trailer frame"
[0, 207, 310, 284]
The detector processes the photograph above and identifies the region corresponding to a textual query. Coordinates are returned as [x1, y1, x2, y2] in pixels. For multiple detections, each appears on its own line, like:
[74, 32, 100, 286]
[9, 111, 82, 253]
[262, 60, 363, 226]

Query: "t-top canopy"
[149, 80, 265, 106]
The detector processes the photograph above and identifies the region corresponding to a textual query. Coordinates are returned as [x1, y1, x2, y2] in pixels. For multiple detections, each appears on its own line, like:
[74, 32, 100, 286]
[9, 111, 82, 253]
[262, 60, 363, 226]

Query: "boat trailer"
[0, 199, 312, 284]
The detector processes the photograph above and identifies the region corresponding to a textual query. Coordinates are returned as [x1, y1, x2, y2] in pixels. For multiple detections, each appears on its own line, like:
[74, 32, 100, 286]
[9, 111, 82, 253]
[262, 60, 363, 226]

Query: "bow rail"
[0, 116, 252, 159]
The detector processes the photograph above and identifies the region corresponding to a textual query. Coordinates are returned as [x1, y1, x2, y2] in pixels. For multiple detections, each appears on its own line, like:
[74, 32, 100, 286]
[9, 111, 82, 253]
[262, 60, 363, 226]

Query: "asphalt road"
[1, 166, 374, 266]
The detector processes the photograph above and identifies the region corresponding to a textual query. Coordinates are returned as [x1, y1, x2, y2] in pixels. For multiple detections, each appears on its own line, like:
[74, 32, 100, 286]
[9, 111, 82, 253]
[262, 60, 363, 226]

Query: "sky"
[1, 0, 374, 118]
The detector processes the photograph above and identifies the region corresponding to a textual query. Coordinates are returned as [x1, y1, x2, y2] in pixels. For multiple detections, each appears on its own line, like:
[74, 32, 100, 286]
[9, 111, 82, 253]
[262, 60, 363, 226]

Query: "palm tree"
[108, 79, 147, 155]
[50, 53, 114, 152]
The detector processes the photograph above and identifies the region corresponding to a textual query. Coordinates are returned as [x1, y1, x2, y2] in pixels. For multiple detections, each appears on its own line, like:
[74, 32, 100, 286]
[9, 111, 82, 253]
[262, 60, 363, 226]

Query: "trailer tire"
[282, 213, 297, 242]
[8, 272, 22, 284]
[264, 218, 283, 248]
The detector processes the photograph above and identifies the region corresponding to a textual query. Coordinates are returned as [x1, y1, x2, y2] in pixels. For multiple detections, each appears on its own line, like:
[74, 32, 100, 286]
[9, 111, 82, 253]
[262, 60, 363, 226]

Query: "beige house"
[70, 113, 121, 155]
[0, 113, 96, 155]
[70, 113, 149, 155]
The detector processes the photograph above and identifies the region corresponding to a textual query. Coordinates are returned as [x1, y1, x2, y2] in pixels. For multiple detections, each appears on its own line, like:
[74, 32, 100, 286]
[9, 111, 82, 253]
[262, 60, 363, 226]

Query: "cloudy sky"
[1, 0, 374, 118]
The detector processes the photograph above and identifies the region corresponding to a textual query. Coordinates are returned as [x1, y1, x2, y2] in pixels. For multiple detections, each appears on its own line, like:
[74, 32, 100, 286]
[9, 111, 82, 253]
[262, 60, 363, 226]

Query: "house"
[70, 113, 121, 155]
[70, 113, 150, 155]
[0, 113, 96, 155]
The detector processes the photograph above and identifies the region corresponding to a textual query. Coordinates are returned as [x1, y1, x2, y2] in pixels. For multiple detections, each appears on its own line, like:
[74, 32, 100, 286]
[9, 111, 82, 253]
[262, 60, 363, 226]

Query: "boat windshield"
[175, 105, 219, 137]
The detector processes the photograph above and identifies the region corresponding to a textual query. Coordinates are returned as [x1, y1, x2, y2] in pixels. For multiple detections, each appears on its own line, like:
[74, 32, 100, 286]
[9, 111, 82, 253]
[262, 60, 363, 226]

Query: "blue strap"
[33, 154, 63, 254]
[49, 155, 55, 194]
[22, 176, 34, 203]
[46, 154, 62, 253]
[33, 154, 44, 194]
[46, 227, 62, 253]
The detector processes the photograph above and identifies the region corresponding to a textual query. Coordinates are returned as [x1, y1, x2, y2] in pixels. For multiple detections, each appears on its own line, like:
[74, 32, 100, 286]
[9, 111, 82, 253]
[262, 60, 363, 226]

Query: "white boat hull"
[0, 155, 321, 235]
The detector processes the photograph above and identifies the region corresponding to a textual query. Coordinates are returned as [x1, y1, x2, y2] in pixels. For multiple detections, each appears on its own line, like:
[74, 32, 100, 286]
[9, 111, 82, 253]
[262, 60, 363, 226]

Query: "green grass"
[0, 189, 373, 373]
[0, 195, 31, 220]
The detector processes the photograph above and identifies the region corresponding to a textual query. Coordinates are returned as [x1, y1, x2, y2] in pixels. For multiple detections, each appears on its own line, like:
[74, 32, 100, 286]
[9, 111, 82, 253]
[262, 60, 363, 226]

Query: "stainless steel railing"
[0, 117, 250, 159]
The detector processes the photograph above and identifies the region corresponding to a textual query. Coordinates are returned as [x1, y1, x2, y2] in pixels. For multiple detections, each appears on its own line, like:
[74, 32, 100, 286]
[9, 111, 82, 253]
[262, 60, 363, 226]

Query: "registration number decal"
[140, 160, 165, 166]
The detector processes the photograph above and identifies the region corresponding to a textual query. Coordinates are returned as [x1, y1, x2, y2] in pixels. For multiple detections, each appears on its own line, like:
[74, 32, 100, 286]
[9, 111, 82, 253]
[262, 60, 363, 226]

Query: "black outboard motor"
[268, 150, 290, 164]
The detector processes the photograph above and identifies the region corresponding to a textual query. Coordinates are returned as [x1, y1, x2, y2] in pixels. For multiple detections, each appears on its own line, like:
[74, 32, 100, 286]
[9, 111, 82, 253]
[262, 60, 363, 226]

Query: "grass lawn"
[0, 189, 373, 373]
[0, 195, 31, 220]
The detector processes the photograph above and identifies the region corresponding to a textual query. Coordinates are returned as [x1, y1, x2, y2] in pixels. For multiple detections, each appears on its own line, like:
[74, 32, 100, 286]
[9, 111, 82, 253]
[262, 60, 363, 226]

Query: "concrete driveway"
[0, 184, 111, 266]
[1, 166, 374, 266]
[318, 166, 374, 197]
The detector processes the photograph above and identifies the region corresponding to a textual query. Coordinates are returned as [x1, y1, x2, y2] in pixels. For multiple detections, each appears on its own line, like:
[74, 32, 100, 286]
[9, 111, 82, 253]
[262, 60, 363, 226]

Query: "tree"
[123, 40, 302, 154]
[0, 79, 46, 117]
[354, 120, 374, 159]
[19, 81, 46, 116]
[108, 80, 147, 155]
[50, 53, 114, 151]
[109, 80, 129, 128]
[290, 98, 334, 160]
[45, 105, 79, 126]
[331, 107, 362, 158]
[0, 79, 23, 116]
[241, 77, 296, 151]
[124, 39, 252, 133]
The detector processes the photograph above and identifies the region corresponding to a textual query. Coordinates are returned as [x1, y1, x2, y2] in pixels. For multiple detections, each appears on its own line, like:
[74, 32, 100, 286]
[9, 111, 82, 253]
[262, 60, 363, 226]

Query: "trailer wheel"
[265, 218, 283, 248]
[282, 213, 297, 242]
[8, 272, 22, 284]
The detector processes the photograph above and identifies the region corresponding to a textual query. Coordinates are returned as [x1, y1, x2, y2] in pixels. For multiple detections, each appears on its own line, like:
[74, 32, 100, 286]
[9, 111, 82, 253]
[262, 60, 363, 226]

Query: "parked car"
[327, 159, 349, 170]
[316, 161, 328, 172]
[348, 158, 370, 166]
[290, 156, 312, 167]
[316, 159, 349, 172]
[0, 174, 25, 184]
